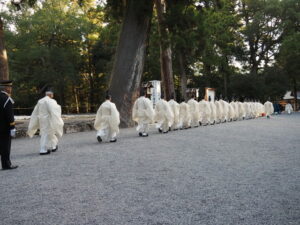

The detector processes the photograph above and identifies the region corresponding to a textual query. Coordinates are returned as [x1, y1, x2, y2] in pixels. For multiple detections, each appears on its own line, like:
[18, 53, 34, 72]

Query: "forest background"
[0, 0, 299, 119]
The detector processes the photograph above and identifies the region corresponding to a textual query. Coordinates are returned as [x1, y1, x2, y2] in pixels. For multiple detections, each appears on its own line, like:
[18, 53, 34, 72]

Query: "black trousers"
[0, 133, 12, 169]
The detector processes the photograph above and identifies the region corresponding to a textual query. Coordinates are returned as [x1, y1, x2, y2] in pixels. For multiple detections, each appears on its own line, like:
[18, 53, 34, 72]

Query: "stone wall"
[15, 115, 96, 138]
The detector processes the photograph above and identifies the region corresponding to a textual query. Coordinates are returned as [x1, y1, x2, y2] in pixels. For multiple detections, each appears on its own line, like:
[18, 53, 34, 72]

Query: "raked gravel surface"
[1, 113, 300, 225]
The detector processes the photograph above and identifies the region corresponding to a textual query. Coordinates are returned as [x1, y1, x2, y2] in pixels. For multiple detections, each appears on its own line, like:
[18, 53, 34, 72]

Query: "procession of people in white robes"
[26, 86, 284, 154]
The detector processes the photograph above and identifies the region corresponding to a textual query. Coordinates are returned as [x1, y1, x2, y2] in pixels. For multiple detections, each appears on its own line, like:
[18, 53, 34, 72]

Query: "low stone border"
[15, 115, 96, 138]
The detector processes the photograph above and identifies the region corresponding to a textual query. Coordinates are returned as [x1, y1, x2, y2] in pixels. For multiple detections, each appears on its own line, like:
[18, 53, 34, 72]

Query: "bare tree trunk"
[293, 77, 298, 111]
[178, 51, 187, 101]
[155, 0, 175, 100]
[73, 87, 79, 114]
[0, 17, 9, 80]
[109, 0, 154, 127]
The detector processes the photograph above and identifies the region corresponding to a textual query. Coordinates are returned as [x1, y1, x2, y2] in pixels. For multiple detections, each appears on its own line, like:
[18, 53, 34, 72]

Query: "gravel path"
[1, 113, 299, 225]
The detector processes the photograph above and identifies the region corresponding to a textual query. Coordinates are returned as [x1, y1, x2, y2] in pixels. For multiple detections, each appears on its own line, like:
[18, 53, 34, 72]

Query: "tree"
[155, 0, 175, 100]
[109, 0, 154, 127]
[239, 0, 283, 75]
[0, 0, 36, 80]
[0, 16, 9, 80]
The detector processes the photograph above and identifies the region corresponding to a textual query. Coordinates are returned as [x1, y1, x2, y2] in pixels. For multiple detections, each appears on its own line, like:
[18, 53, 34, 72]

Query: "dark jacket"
[0, 91, 15, 135]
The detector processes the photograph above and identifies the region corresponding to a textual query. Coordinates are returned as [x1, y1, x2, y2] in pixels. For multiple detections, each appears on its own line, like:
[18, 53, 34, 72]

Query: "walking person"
[27, 87, 64, 155]
[94, 93, 120, 143]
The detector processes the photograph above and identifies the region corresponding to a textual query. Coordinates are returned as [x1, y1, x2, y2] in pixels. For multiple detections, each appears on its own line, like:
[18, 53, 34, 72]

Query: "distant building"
[205, 88, 216, 102]
[281, 91, 300, 111]
[186, 88, 199, 100]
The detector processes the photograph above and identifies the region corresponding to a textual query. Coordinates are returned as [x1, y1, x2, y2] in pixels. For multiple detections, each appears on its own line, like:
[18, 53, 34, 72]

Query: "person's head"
[140, 88, 146, 97]
[105, 91, 111, 101]
[170, 93, 175, 100]
[45, 91, 54, 98]
[0, 80, 13, 95]
[45, 87, 54, 98]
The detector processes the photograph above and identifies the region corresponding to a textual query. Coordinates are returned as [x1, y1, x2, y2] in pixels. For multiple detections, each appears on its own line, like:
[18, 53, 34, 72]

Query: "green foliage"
[3, 0, 299, 114]
[6, 0, 115, 113]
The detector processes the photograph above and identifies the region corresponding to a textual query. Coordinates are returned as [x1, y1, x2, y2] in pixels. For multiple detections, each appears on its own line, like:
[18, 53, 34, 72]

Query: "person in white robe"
[168, 94, 180, 130]
[187, 96, 200, 127]
[179, 100, 191, 129]
[219, 99, 229, 122]
[27, 88, 64, 155]
[242, 101, 250, 119]
[94, 94, 120, 143]
[257, 102, 265, 117]
[264, 100, 274, 118]
[228, 101, 235, 122]
[237, 101, 246, 120]
[155, 95, 174, 133]
[199, 99, 211, 126]
[230, 100, 238, 121]
[132, 90, 155, 137]
[215, 99, 224, 123]
[285, 103, 293, 114]
[209, 99, 217, 125]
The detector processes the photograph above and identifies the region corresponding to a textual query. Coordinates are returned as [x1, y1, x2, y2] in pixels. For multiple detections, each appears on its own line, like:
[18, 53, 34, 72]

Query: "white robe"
[168, 99, 180, 130]
[215, 100, 224, 123]
[94, 100, 120, 141]
[199, 100, 211, 125]
[228, 102, 235, 121]
[242, 102, 250, 119]
[27, 96, 64, 153]
[237, 102, 245, 120]
[230, 101, 238, 120]
[187, 98, 200, 127]
[132, 96, 155, 134]
[154, 99, 174, 132]
[257, 102, 265, 117]
[220, 100, 230, 122]
[209, 101, 217, 124]
[285, 103, 293, 114]
[264, 101, 274, 117]
[179, 102, 191, 129]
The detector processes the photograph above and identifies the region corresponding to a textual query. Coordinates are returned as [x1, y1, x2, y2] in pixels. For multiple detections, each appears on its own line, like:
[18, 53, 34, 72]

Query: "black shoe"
[110, 138, 117, 143]
[2, 165, 18, 170]
[142, 133, 148, 137]
[97, 136, 102, 143]
[163, 131, 168, 134]
[40, 150, 51, 155]
[158, 128, 162, 133]
[51, 146, 58, 152]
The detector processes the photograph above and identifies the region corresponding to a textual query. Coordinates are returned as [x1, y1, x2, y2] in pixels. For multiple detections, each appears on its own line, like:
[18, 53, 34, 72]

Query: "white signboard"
[150, 80, 161, 107]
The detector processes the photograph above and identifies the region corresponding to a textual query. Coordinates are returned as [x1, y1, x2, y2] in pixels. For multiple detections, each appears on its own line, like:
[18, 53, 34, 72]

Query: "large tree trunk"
[178, 51, 187, 101]
[109, 0, 154, 127]
[155, 0, 175, 100]
[0, 17, 9, 80]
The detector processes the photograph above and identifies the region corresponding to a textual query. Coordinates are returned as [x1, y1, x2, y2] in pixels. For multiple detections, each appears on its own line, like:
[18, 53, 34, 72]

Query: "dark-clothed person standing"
[0, 80, 18, 170]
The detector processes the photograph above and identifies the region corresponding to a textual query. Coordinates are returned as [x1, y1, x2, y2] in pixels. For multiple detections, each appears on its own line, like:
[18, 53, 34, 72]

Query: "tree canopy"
[1, 0, 299, 115]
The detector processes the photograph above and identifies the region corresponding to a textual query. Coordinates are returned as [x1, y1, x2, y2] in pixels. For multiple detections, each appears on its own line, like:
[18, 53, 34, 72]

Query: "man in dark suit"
[0, 80, 18, 170]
